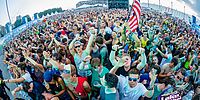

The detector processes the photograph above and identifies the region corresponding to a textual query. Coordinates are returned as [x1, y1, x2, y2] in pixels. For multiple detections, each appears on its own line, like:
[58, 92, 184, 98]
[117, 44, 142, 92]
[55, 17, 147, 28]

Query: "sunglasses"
[63, 70, 70, 74]
[128, 77, 138, 81]
[75, 45, 81, 48]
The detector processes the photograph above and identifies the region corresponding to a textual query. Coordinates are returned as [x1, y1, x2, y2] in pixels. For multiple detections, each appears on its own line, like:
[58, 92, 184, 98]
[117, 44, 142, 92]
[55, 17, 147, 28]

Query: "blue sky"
[0, 0, 199, 26]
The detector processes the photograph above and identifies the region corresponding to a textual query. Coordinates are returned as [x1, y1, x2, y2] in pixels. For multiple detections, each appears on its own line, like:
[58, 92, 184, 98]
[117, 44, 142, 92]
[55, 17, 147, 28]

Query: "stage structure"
[108, 0, 129, 9]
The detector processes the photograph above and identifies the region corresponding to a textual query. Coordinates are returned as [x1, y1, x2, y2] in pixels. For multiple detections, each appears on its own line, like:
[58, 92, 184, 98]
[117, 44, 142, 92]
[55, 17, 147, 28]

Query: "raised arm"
[69, 34, 79, 56]
[85, 29, 95, 54]
[109, 59, 125, 74]
[109, 45, 119, 66]
[43, 51, 63, 70]
[23, 51, 45, 73]
[170, 36, 183, 43]
[4, 60, 17, 68]
[156, 47, 168, 59]
[131, 32, 141, 47]
[11, 86, 23, 98]
[4, 77, 25, 83]
[54, 38, 62, 46]
[144, 69, 157, 98]
[136, 48, 147, 70]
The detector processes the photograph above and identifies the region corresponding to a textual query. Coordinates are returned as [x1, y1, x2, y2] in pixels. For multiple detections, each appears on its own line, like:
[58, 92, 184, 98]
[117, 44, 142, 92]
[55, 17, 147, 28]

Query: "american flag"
[128, 0, 141, 32]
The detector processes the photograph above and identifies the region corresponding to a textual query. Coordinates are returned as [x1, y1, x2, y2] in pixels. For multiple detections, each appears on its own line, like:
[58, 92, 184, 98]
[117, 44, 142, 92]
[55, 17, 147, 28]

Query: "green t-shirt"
[35, 31, 40, 35]
[184, 61, 190, 69]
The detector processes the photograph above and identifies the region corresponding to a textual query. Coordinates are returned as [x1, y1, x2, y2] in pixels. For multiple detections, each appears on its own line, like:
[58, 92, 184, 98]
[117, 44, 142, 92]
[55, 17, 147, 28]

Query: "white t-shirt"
[160, 53, 173, 67]
[22, 72, 33, 82]
[117, 75, 148, 100]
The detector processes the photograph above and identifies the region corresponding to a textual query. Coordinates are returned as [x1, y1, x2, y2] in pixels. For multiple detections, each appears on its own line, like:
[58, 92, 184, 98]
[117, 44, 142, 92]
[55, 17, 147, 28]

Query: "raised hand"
[116, 58, 125, 67]
[11, 90, 16, 97]
[43, 51, 51, 60]
[22, 51, 30, 58]
[50, 33, 55, 39]
[83, 55, 92, 62]
[112, 45, 119, 51]
[139, 48, 145, 54]
[3, 60, 8, 64]
[149, 68, 157, 82]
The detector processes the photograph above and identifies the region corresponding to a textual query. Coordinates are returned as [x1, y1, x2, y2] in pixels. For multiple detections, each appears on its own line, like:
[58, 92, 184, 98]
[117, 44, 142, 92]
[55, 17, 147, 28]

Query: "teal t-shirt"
[99, 67, 109, 78]
[91, 67, 109, 88]
[151, 85, 162, 100]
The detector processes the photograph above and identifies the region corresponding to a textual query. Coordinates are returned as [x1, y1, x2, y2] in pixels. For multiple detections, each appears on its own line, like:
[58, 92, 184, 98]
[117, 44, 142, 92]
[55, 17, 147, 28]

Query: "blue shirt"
[105, 27, 112, 34]
[117, 75, 148, 100]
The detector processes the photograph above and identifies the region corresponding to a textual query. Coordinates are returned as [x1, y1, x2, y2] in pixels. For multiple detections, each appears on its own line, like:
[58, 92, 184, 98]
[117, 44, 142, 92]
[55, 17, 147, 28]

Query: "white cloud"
[0, 0, 199, 25]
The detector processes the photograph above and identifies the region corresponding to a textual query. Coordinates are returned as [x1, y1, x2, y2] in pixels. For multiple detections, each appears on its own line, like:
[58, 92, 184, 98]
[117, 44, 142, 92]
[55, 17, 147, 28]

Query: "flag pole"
[126, 1, 135, 22]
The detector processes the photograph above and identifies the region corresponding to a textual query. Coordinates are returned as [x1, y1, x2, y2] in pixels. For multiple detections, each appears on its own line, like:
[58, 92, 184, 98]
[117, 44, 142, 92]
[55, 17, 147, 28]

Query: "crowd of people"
[1, 7, 200, 100]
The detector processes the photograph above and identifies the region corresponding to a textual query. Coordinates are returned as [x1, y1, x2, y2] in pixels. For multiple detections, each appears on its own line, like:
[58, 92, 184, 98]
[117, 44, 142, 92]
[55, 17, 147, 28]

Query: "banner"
[160, 92, 181, 100]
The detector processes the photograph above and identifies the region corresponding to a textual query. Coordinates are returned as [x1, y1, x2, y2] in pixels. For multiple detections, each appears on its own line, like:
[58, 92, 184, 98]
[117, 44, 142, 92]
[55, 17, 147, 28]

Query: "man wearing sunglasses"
[110, 59, 157, 100]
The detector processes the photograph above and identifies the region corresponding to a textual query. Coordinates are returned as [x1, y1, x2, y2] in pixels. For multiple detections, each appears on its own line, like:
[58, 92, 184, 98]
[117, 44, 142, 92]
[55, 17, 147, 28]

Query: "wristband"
[45, 59, 50, 62]
[112, 49, 116, 51]
[149, 87, 154, 90]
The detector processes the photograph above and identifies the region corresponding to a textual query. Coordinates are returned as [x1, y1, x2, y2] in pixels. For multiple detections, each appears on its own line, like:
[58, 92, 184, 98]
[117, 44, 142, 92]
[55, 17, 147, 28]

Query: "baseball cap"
[43, 70, 53, 82]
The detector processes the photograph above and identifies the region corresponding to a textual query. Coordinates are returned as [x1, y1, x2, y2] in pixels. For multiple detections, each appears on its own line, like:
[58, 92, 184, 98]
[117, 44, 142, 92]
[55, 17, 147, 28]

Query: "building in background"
[108, 0, 129, 9]
[34, 13, 39, 20]
[76, 0, 108, 9]
[16, 15, 22, 21]
[0, 25, 6, 37]
[22, 16, 28, 24]
[5, 22, 12, 33]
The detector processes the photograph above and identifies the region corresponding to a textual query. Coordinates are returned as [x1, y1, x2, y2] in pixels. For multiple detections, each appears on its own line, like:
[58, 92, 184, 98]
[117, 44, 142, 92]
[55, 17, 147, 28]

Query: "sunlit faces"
[93, 64, 101, 71]
[112, 32, 117, 38]
[182, 50, 187, 55]
[169, 62, 175, 68]
[128, 74, 139, 88]
[74, 43, 83, 53]
[152, 56, 158, 64]
[118, 48, 125, 58]
[73, 26, 78, 31]
[115, 21, 120, 27]
[122, 55, 131, 67]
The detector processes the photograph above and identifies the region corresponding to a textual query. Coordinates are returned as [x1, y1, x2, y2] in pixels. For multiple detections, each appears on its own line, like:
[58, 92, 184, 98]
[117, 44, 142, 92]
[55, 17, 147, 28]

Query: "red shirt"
[61, 30, 66, 35]
[75, 77, 88, 97]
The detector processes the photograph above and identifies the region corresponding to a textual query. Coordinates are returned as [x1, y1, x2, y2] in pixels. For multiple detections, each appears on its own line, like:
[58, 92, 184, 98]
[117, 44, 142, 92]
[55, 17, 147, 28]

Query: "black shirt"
[116, 66, 134, 77]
